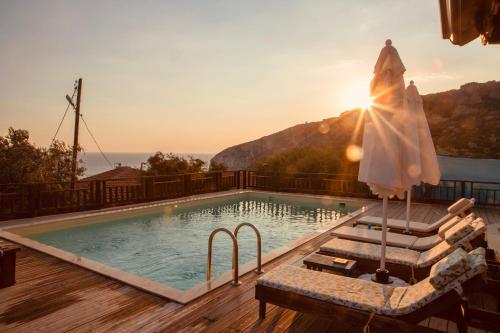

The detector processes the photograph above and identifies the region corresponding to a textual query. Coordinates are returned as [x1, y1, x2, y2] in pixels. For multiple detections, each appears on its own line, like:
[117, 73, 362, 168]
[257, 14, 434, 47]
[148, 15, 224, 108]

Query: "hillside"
[211, 81, 500, 171]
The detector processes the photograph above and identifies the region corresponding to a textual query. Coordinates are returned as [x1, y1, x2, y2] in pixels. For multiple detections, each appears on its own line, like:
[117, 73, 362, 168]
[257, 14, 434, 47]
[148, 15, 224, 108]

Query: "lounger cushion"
[467, 247, 486, 268]
[356, 216, 430, 232]
[437, 216, 462, 238]
[332, 226, 445, 250]
[438, 213, 474, 239]
[429, 248, 470, 289]
[322, 219, 486, 271]
[332, 226, 419, 248]
[386, 247, 487, 316]
[444, 218, 475, 245]
[355, 198, 474, 233]
[258, 248, 487, 317]
[410, 235, 442, 251]
[447, 198, 472, 214]
[257, 264, 395, 315]
[320, 238, 421, 266]
[415, 218, 485, 267]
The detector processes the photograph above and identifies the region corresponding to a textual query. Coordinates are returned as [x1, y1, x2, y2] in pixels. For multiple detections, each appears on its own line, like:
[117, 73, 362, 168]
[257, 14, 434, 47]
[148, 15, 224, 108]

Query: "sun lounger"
[256, 248, 488, 333]
[319, 217, 486, 281]
[355, 198, 475, 234]
[332, 213, 482, 250]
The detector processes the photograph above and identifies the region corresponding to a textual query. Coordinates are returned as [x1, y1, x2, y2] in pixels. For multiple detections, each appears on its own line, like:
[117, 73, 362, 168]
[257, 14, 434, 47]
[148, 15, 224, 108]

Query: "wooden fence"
[0, 170, 498, 220]
[245, 171, 500, 207]
[0, 171, 240, 220]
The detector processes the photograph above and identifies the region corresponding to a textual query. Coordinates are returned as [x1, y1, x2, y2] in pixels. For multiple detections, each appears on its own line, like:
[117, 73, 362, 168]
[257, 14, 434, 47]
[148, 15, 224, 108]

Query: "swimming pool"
[3, 191, 365, 302]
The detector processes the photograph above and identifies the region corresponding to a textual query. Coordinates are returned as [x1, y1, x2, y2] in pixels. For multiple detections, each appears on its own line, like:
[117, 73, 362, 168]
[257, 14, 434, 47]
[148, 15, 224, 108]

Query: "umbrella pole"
[380, 196, 388, 270]
[373, 196, 392, 284]
[405, 189, 411, 234]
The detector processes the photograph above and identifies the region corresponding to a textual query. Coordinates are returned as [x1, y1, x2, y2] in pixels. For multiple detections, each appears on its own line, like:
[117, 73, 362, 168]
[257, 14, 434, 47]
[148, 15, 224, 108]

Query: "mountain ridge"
[212, 81, 500, 170]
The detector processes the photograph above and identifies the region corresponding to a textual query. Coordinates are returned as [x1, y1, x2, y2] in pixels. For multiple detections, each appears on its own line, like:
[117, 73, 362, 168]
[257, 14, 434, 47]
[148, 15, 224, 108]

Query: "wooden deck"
[0, 201, 499, 332]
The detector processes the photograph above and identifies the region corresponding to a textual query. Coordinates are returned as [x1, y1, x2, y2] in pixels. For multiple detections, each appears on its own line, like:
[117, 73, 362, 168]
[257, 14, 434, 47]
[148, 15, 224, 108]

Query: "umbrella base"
[371, 269, 393, 284]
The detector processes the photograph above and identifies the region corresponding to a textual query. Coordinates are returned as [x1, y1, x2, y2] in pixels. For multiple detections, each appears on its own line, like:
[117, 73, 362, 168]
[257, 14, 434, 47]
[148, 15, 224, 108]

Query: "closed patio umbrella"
[358, 39, 407, 283]
[400, 81, 441, 233]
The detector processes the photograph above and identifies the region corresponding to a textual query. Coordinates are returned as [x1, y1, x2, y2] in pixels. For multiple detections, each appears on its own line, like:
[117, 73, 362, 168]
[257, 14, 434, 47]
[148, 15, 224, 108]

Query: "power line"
[51, 86, 78, 145]
[80, 114, 114, 168]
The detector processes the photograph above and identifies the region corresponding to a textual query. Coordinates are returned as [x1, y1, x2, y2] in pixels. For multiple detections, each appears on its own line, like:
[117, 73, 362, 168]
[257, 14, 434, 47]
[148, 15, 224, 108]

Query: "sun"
[358, 95, 374, 110]
[338, 79, 373, 111]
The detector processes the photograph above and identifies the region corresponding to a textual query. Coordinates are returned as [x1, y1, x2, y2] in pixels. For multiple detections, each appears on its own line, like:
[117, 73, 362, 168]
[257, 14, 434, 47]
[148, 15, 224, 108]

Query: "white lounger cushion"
[331, 226, 441, 250]
[428, 248, 470, 289]
[332, 213, 480, 250]
[320, 238, 421, 266]
[437, 215, 471, 238]
[356, 198, 474, 232]
[444, 216, 476, 244]
[356, 216, 432, 232]
[321, 219, 486, 268]
[257, 264, 394, 315]
[418, 219, 485, 264]
[448, 198, 474, 215]
[257, 248, 487, 316]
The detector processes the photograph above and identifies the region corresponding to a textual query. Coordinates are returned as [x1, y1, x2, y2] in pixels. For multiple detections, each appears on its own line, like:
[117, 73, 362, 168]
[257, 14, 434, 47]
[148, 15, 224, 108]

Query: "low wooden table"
[303, 253, 357, 276]
[0, 242, 21, 288]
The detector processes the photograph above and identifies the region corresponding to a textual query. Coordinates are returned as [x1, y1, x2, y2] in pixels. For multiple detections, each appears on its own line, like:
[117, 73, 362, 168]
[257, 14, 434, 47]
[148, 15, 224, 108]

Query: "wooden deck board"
[0, 201, 498, 332]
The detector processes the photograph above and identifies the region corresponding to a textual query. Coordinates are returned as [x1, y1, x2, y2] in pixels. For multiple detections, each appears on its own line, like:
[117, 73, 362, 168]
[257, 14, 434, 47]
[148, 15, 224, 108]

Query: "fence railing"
[0, 171, 240, 220]
[0, 170, 498, 220]
[245, 171, 500, 207]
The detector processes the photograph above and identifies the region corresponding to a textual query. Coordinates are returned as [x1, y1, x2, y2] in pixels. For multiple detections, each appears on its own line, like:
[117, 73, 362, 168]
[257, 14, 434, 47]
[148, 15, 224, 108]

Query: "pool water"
[28, 196, 359, 291]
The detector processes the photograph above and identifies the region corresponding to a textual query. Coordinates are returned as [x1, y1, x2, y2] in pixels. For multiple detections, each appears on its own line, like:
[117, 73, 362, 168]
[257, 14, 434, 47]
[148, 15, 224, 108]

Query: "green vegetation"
[0, 127, 84, 184]
[208, 160, 228, 172]
[422, 81, 500, 158]
[142, 152, 206, 175]
[254, 146, 358, 175]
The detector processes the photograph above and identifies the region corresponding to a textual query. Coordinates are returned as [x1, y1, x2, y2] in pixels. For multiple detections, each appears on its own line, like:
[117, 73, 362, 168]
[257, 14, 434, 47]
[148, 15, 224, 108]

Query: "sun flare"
[338, 79, 373, 111]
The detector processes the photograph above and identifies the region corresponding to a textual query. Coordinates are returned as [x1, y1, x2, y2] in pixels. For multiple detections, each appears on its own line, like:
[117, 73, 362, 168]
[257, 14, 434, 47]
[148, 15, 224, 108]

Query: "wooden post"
[141, 177, 147, 201]
[183, 174, 192, 196]
[94, 180, 102, 208]
[27, 184, 40, 217]
[235, 171, 241, 189]
[71, 78, 82, 189]
[215, 172, 222, 191]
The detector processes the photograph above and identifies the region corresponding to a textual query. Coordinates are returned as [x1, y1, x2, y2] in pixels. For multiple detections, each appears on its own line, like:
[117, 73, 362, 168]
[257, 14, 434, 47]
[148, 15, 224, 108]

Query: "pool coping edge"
[0, 190, 373, 304]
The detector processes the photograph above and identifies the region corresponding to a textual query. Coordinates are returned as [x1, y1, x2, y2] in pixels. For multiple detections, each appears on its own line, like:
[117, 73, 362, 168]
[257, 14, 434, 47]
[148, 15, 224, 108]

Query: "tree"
[38, 140, 85, 183]
[254, 145, 358, 175]
[0, 127, 85, 184]
[209, 160, 228, 172]
[142, 152, 205, 175]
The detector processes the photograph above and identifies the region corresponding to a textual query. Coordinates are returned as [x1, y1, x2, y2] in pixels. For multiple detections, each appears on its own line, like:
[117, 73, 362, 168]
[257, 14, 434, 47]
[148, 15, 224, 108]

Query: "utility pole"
[71, 78, 82, 188]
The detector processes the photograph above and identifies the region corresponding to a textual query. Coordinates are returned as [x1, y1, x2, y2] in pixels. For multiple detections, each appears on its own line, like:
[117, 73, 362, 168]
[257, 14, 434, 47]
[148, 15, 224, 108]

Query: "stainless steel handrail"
[234, 222, 264, 274]
[207, 227, 241, 286]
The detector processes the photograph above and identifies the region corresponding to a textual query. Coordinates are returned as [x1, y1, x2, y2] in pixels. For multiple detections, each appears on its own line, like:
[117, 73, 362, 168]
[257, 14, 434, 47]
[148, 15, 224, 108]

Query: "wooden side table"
[0, 242, 21, 288]
[303, 253, 357, 276]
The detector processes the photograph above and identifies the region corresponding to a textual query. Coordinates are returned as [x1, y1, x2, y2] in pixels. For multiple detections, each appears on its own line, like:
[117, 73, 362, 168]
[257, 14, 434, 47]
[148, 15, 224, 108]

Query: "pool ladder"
[207, 222, 263, 286]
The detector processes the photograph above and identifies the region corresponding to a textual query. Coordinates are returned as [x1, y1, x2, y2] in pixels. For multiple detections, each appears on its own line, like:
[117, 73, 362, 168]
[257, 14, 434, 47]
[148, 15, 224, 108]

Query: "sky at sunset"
[1, 0, 500, 154]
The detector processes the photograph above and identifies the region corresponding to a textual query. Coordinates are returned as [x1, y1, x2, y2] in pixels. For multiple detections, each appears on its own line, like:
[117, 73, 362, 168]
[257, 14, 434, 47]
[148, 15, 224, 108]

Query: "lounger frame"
[316, 249, 430, 281]
[317, 237, 489, 282]
[256, 275, 489, 333]
[256, 284, 467, 333]
[354, 199, 474, 236]
[256, 265, 500, 333]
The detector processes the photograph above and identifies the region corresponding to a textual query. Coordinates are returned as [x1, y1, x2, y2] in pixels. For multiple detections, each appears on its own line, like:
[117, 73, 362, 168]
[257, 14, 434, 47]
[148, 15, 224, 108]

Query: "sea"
[80, 152, 500, 182]
[79, 152, 214, 177]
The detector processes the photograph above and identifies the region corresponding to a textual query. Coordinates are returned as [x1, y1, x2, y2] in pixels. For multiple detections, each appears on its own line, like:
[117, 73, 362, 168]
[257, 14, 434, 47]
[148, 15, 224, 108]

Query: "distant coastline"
[79, 152, 214, 177]
[80, 152, 499, 182]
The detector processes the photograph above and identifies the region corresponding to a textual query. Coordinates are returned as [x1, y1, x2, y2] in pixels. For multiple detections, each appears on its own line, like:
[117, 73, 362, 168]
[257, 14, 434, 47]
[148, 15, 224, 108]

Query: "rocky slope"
[212, 81, 500, 170]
